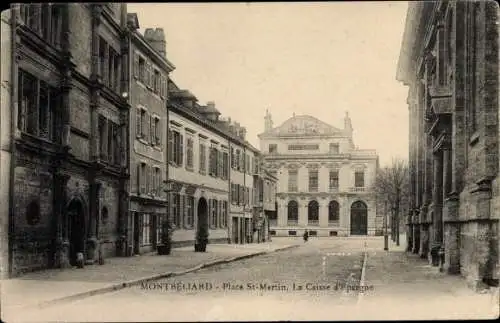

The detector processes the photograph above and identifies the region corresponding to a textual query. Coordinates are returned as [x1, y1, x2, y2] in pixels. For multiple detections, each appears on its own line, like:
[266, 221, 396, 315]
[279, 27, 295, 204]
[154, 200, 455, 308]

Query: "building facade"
[167, 83, 231, 246]
[1, 9, 13, 279]
[397, 1, 499, 289]
[127, 15, 175, 255]
[259, 111, 380, 237]
[6, 3, 129, 276]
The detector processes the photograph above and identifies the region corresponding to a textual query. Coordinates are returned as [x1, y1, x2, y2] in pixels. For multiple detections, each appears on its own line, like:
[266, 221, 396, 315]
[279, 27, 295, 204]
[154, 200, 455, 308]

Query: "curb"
[35, 244, 301, 309]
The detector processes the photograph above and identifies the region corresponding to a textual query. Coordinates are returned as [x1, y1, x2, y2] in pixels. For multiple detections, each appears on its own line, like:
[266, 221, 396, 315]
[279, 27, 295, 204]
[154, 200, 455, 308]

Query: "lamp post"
[384, 200, 388, 251]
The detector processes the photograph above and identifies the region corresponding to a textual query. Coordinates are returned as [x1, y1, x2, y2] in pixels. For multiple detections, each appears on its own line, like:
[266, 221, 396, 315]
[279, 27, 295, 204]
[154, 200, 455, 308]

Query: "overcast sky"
[128, 2, 410, 167]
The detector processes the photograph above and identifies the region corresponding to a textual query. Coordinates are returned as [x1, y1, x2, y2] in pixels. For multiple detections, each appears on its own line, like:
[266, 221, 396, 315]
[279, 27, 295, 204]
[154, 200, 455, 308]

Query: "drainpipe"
[8, 4, 18, 278]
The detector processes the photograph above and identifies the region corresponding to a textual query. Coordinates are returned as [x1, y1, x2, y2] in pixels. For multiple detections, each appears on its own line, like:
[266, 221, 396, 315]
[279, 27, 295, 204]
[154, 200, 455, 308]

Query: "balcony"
[328, 220, 339, 227]
[307, 220, 319, 226]
[349, 187, 366, 193]
[287, 220, 298, 226]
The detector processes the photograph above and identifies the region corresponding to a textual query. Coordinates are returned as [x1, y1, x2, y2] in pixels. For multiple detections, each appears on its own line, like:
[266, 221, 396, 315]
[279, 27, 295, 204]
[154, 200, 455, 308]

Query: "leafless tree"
[374, 158, 409, 246]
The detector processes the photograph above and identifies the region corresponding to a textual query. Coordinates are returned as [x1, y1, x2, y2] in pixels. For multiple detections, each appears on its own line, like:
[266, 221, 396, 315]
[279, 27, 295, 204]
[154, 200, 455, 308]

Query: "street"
[6, 237, 499, 322]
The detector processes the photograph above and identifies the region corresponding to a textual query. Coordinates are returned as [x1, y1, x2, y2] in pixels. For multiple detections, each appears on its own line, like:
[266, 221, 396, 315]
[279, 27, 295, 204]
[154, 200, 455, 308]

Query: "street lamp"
[384, 200, 389, 251]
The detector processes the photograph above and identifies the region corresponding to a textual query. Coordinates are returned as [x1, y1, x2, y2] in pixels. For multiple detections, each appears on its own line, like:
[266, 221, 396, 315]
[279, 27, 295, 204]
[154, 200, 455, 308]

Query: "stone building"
[1, 9, 13, 279]
[397, 1, 499, 289]
[166, 83, 231, 246]
[6, 3, 129, 276]
[126, 14, 175, 255]
[253, 166, 278, 242]
[258, 111, 380, 237]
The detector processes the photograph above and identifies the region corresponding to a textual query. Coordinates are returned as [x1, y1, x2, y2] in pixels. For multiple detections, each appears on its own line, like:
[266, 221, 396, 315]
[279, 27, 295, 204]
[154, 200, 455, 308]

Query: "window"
[239, 185, 244, 205]
[231, 183, 236, 204]
[288, 170, 298, 192]
[185, 196, 194, 227]
[135, 108, 148, 140]
[218, 150, 224, 178]
[210, 199, 218, 228]
[309, 170, 318, 192]
[20, 4, 62, 47]
[268, 144, 277, 154]
[328, 201, 339, 223]
[235, 149, 241, 171]
[222, 151, 229, 179]
[98, 115, 120, 166]
[153, 167, 161, 196]
[288, 230, 297, 236]
[101, 207, 109, 225]
[107, 46, 121, 92]
[138, 57, 146, 83]
[186, 137, 194, 170]
[329, 170, 339, 190]
[169, 130, 184, 166]
[137, 162, 147, 194]
[154, 116, 161, 146]
[26, 200, 41, 226]
[355, 171, 365, 188]
[231, 147, 236, 169]
[142, 213, 151, 246]
[329, 143, 339, 154]
[170, 193, 181, 227]
[199, 143, 207, 174]
[220, 201, 228, 228]
[153, 69, 161, 94]
[209, 147, 218, 176]
[287, 200, 298, 225]
[17, 70, 59, 140]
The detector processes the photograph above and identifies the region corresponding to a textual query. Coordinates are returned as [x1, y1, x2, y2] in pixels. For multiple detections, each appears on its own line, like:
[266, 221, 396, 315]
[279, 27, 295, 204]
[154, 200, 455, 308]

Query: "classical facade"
[397, 1, 499, 289]
[259, 111, 380, 237]
[127, 15, 175, 255]
[6, 4, 129, 276]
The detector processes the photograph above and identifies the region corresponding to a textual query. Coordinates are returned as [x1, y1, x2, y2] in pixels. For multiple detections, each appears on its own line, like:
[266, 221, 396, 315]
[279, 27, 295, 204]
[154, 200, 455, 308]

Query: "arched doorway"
[308, 200, 319, 225]
[350, 201, 367, 235]
[287, 200, 298, 225]
[67, 199, 86, 266]
[197, 197, 208, 236]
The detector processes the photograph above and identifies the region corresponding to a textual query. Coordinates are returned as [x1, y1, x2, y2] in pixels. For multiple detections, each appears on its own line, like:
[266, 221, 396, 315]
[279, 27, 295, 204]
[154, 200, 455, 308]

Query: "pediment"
[267, 115, 342, 136]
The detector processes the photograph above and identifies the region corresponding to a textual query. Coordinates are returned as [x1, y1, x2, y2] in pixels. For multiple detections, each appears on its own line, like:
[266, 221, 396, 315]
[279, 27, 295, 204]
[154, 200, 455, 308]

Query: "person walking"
[303, 230, 309, 242]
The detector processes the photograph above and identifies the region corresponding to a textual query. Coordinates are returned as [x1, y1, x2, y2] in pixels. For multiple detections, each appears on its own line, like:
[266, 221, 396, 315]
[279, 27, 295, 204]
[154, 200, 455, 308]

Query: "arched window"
[287, 200, 298, 225]
[351, 201, 367, 211]
[328, 201, 339, 223]
[308, 200, 319, 225]
[26, 200, 40, 225]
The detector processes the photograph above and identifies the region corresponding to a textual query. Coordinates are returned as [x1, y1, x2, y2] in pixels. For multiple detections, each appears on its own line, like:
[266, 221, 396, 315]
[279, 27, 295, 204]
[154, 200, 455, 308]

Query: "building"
[1, 9, 13, 279]
[167, 83, 230, 246]
[126, 14, 175, 255]
[261, 168, 278, 242]
[7, 3, 129, 276]
[396, 1, 499, 289]
[258, 111, 380, 237]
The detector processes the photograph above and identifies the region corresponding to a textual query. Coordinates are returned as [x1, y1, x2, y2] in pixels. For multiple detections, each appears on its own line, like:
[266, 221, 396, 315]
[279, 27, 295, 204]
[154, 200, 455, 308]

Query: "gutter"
[8, 5, 18, 278]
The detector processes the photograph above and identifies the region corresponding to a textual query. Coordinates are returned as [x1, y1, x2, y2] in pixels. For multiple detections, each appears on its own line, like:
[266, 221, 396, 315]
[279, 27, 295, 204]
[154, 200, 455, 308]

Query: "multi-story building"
[258, 110, 380, 237]
[261, 168, 278, 242]
[396, 1, 499, 289]
[126, 15, 175, 255]
[1, 9, 13, 279]
[6, 3, 129, 276]
[228, 123, 259, 244]
[167, 83, 230, 246]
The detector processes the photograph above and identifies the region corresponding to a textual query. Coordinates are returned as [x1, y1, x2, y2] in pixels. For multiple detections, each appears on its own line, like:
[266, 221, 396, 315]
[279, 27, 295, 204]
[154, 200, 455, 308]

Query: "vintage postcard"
[0, 1, 499, 321]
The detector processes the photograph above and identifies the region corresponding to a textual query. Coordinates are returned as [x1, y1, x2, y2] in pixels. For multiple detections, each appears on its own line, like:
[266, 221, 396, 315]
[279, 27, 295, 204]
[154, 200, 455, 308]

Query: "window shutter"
[137, 163, 141, 194]
[168, 130, 174, 163]
[150, 115, 155, 145]
[148, 63, 153, 88]
[160, 75, 165, 98]
[133, 52, 139, 79]
[145, 112, 150, 144]
[179, 134, 184, 166]
[157, 117, 162, 146]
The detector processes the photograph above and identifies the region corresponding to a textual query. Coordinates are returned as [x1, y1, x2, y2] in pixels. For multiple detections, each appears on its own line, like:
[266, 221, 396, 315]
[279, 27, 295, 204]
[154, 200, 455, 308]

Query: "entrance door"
[232, 217, 238, 243]
[67, 200, 85, 266]
[350, 201, 368, 235]
[133, 212, 140, 255]
[197, 198, 208, 241]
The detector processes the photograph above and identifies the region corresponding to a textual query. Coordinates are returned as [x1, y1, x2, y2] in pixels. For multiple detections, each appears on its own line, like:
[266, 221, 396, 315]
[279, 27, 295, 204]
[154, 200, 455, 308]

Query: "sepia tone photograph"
[0, 1, 499, 321]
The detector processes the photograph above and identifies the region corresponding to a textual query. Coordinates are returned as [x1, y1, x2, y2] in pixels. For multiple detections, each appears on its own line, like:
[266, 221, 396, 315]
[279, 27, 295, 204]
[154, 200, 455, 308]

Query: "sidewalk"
[1, 241, 299, 311]
[358, 238, 499, 320]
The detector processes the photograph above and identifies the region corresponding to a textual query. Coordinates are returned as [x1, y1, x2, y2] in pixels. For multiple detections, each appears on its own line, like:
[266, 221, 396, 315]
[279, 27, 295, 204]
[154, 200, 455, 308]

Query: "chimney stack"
[239, 127, 247, 140]
[144, 28, 166, 57]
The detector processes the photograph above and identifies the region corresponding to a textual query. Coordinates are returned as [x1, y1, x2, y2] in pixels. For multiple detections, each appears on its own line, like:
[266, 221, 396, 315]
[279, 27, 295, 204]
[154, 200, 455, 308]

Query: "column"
[54, 172, 71, 268]
[430, 150, 443, 266]
[298, 199, 308, 227]
[86, 182, 102, 264]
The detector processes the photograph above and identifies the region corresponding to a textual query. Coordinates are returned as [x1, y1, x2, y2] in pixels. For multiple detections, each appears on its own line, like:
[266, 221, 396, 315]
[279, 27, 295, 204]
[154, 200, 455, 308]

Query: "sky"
[127, 2, 410, 167]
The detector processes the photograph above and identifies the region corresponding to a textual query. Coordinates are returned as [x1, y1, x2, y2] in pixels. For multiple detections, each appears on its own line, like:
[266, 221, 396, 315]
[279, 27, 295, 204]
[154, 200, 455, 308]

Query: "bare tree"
[374, 158, 409, 246]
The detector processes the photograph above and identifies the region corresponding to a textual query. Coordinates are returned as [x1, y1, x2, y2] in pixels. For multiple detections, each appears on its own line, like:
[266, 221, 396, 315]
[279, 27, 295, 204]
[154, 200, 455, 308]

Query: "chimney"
[144, 28, 166, 57]
[344, 111, 353, 135]
[239, 127, 247, 140]
[264, 109, 273, 132]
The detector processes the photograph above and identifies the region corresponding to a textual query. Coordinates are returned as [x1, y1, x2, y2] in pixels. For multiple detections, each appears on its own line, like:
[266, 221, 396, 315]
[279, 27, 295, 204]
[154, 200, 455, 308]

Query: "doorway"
[67, 199, 85, 266]
[197, 198, 208, 239]
[350, 201, 368, 235]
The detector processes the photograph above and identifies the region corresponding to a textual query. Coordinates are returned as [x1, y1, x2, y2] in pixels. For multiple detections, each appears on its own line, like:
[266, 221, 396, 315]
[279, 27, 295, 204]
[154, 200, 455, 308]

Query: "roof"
[258, 114, 343, 138]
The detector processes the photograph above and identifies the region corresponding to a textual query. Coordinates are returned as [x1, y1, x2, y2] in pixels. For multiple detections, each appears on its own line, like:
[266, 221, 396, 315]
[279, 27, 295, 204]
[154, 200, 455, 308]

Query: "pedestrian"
[303, 230, 309, 242]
